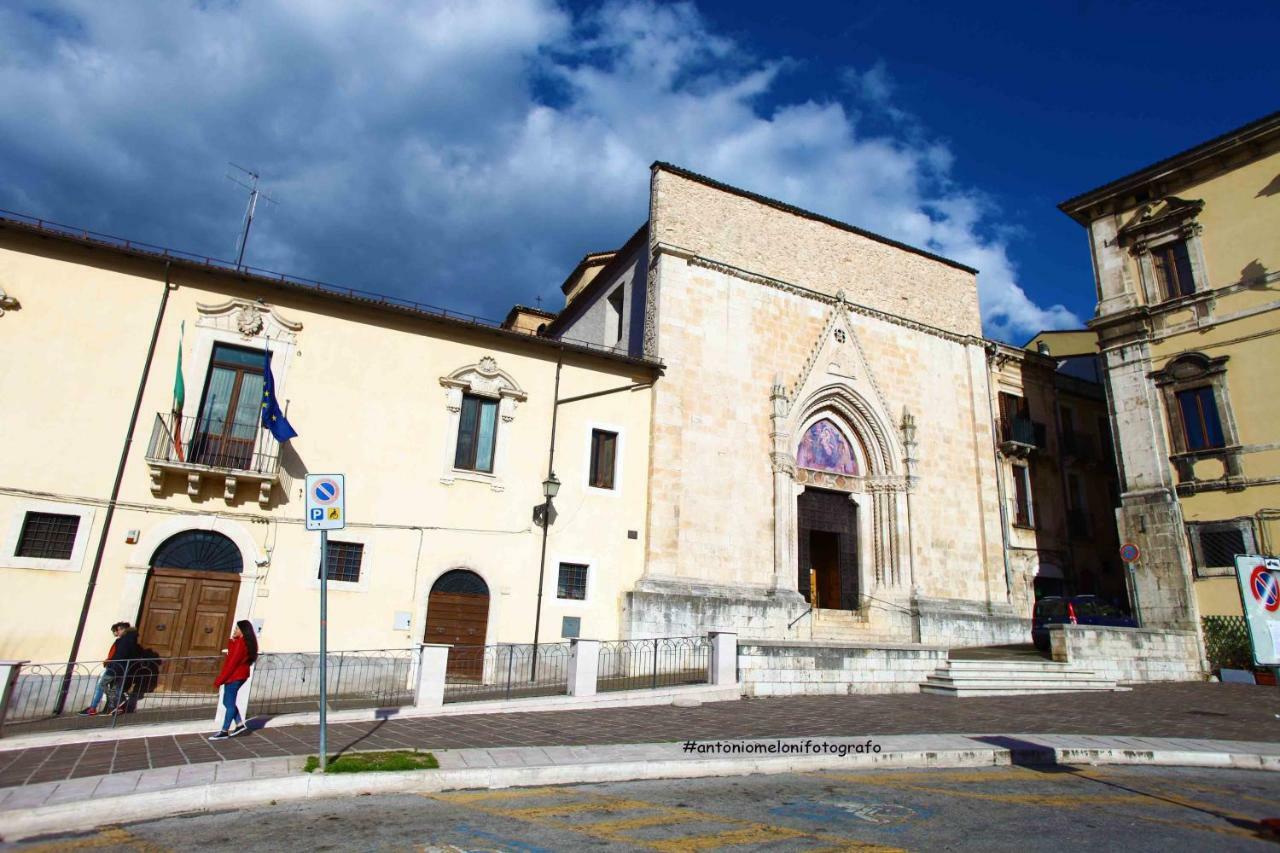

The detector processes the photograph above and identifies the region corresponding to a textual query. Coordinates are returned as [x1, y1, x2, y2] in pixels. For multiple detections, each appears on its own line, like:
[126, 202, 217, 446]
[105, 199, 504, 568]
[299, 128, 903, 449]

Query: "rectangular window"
[607, 287, 625, 346]
[320, 541, 364, 583]
[1012, 465, 1033, 528]
[1151, 240, 1196, 300]
[1067, 473, 1089, 538]
[193, 343, 267, 470]
[1199, 529, 1246, 568]
[556, 562, 588, 600]
[15, 512, 80, 559]
[589, 429, 618, 489]
[1188, 520, 1256, 576]
[454, 393, 499, 472]
[1176, 386, 1225, 450]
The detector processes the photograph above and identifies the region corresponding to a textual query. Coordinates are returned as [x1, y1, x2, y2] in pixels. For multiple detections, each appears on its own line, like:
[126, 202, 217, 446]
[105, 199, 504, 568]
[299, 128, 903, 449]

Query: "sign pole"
[305, 473, 343, 773]
[1119, 543, 1143, 628]
[319, 527, 328, 772]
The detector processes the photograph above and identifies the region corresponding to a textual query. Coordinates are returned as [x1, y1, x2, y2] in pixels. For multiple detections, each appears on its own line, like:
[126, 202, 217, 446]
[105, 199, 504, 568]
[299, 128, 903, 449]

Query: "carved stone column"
[770, 378, 798, 592]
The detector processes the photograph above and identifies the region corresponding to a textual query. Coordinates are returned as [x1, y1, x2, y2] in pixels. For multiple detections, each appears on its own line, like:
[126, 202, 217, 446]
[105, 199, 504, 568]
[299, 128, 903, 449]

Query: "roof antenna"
[226, 163, 278, 269]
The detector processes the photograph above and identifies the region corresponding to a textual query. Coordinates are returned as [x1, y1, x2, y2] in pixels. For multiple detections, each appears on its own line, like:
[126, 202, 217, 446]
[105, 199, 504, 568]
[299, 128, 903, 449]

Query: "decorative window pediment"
[438, 356, 526, 490]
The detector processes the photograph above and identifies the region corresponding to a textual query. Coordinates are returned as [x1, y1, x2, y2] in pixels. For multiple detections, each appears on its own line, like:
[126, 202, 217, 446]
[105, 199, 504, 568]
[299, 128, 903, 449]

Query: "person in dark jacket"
[78, 622, 129, 716]
[210, 620, 258, 740]
[103, 625, 143, 715]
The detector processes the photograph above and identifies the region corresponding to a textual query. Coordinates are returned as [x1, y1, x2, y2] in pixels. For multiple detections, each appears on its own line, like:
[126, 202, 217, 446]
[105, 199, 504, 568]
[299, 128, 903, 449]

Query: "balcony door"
[192, 344, 264, 470]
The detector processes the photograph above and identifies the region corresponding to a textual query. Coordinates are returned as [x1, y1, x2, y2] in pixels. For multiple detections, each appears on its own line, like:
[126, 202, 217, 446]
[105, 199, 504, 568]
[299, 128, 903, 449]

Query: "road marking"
[18, 826, 170, 853]
[424, 788, 905, 852]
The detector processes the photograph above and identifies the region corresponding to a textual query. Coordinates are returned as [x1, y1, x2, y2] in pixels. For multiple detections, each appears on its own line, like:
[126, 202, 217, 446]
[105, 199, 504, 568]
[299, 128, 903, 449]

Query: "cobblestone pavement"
[1, 683, 1277, 788]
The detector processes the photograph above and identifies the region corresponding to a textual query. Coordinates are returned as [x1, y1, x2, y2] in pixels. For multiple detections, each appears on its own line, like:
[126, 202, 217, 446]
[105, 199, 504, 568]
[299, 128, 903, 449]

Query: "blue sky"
[1, 1, 1275, 342]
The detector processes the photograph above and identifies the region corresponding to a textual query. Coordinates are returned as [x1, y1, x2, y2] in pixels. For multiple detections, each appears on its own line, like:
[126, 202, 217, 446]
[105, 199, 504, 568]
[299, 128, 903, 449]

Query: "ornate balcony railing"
[145, 413, 286, 506]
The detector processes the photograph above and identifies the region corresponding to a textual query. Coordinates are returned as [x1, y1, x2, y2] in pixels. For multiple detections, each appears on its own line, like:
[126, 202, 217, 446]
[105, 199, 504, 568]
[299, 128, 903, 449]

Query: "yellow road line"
[429, 786, 571, 804]
[644, 823, 811, 852]
[18, 826, 170, 853]
[494, 798, 664, 818]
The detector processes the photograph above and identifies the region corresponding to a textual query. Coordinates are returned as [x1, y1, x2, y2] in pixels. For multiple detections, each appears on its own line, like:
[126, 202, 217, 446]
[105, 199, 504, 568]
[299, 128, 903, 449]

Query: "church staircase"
[920, 646, 1127, 697]
[810, 608, 900, 644]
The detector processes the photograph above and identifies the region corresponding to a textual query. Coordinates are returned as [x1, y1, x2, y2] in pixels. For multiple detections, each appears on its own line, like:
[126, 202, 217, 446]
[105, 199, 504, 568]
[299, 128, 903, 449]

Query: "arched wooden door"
[425, 570, 490, 679]
[137, 531, 243, 693]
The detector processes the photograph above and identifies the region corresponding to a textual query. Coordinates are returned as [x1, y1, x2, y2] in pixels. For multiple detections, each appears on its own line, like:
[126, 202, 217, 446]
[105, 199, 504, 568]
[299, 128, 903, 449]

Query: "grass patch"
[303, 750, 439, 774]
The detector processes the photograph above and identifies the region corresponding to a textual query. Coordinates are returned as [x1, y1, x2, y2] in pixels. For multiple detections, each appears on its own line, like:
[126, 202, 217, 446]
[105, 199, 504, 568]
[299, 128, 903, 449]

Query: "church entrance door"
[797, 488, 858, 610]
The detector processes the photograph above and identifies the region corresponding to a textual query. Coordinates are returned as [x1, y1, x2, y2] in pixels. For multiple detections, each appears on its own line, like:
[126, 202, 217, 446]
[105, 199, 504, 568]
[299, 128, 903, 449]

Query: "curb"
[2, 743, 1278, 842]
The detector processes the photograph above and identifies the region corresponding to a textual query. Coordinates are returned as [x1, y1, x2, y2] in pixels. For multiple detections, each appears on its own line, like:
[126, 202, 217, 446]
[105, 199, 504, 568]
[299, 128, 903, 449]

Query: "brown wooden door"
[425, 590, 489, 680]
[138, 568, 240, 693]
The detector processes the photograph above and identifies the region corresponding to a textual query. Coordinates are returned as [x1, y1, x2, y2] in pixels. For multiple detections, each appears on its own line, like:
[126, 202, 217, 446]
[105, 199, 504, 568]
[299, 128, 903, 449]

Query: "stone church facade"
[554, 164, 1023, 646]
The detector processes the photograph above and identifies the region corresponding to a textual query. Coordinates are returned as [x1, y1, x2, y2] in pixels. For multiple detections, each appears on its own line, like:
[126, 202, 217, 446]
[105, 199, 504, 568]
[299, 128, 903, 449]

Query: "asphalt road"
[10, 765, 1280, 852]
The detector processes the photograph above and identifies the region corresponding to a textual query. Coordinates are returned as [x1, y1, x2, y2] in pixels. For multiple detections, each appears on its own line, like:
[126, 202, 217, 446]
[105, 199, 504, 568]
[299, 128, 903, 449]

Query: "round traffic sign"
[1119, 543, 1141, 563]
[311, 478, 341, 505]
[1250, 566, 1279, 612]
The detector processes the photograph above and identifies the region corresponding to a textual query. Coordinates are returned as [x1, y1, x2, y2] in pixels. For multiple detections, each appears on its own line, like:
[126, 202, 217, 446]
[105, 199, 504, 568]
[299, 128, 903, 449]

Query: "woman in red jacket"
[210, 620, 258, 740]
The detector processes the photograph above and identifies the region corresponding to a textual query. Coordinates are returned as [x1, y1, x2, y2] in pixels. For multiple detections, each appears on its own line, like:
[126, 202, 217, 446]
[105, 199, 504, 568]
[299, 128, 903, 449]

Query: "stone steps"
[920, 659, 1126, 697]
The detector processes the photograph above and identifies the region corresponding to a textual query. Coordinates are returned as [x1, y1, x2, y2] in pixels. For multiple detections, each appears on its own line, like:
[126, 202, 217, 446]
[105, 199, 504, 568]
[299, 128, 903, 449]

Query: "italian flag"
[172, 321, 185, 461]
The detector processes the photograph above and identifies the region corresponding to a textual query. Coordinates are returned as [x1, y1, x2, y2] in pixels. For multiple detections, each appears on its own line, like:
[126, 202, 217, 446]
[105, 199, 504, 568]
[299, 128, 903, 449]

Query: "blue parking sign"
[310, 508, 323, 521]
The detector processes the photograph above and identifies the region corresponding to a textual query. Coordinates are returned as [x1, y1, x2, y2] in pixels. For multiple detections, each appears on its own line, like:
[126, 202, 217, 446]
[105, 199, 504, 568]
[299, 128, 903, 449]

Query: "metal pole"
[531, 351, 564, 680]
[319, 528, 328, 771]
[1127, 563, 1143, 628]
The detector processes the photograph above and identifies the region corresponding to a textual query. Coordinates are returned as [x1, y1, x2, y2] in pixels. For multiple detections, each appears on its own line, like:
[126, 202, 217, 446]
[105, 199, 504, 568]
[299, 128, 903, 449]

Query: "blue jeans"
[220, 679, 246, 731]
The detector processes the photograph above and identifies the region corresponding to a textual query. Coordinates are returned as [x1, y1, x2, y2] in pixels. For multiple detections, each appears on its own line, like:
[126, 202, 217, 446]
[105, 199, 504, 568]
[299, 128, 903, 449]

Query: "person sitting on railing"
[77, 622, 130, 716]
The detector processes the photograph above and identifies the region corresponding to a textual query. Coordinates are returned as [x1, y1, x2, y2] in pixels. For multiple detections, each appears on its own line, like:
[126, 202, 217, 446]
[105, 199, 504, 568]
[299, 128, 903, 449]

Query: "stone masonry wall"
[650, 168, 982, 338]
[1049, 625, 1203, 683]
[738, 640, 947, 696]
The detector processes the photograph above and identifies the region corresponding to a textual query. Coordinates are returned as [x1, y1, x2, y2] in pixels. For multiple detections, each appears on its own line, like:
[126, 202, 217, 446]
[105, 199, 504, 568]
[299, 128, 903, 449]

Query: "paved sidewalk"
[3, 732, 1280, 842]
[1, 682, 1277, 788]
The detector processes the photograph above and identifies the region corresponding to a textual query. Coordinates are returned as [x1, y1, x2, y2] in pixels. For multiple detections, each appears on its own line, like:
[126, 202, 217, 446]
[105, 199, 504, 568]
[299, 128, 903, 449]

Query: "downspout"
[985, 344, 1014, 601]
[56, 261, 172, 714]
[530, 347, 564, 673]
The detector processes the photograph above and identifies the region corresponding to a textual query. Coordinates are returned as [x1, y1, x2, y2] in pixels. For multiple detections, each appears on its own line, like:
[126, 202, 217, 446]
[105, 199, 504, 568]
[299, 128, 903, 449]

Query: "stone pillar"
[770, 378, 798, 592]
[212, 670, 254, 728]
[0, 661, 26, 733]
[567, 639, 601, 697]
[707, 631, 738, 687]
[413, 643, 451, 709]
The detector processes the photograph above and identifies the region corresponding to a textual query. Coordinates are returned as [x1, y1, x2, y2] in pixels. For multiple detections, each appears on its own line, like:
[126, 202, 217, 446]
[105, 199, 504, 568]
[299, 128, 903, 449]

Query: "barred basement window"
[1187, 520, 1256, 577]
[16, 512, 80, 560]
[321, 541, 364, 583]
[557, 562, 588, 600]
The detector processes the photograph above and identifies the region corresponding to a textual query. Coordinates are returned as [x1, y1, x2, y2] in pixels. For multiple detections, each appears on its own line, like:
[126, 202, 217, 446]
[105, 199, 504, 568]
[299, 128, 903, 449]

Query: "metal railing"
[3, 656, 225, 735]
[442, 643, 571, 704]
[145, 412, 281, 477]
[998, 416, 1040, 447]
[249, 649, 416, 716]
[597, 637, 711, 692]
[1, 648, 417, 736]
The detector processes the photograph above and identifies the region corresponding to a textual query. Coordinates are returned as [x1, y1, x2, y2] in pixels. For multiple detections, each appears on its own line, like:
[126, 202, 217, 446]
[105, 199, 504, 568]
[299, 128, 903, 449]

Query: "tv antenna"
[226, 163, 278, 269]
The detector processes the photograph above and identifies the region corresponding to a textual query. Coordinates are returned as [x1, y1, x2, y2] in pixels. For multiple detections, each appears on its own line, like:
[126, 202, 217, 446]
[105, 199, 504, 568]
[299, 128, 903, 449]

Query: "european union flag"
[261, 349, 298, 443]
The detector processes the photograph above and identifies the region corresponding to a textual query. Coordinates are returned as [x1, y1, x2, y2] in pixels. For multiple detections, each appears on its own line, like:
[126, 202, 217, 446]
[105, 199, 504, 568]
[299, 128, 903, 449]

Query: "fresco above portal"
[796, 418, 858, 475]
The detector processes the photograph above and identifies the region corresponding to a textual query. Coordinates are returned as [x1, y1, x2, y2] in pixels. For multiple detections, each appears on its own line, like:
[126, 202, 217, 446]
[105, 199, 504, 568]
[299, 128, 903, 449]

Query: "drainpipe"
[530, 348, 563, 678]
[56, 262, 173, 714]
[985, 345, 1014, 602]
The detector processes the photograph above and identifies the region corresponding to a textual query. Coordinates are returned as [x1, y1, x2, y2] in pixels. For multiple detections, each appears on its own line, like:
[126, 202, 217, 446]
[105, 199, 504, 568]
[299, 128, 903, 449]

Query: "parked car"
[1032, 595, 1136, 651]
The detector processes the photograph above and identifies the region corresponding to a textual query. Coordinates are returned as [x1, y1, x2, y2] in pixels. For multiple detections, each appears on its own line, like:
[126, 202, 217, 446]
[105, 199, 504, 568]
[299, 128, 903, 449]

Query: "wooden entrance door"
[138, 568, 240, 693]
[797, 488, 859, 610]
[425, 570, 490, 680]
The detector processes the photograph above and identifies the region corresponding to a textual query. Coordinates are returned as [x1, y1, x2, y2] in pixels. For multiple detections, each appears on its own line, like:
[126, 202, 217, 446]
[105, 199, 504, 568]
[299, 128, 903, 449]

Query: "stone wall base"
[738, 640, 947, 696]
[913, 595, 1029, 647]
[1050, 624, 1205, 682]
[623, 578, 812, 640]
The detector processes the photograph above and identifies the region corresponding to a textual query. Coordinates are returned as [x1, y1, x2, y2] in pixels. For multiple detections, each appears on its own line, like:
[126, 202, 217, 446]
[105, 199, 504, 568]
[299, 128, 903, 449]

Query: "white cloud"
[0, 0, 1077, 340]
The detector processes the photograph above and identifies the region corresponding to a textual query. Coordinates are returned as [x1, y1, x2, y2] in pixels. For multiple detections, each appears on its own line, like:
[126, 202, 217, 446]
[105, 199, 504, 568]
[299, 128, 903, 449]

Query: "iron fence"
[1, 648, 417, 737]
[146, 412, 282, 477]
[442, 643, 571, 704]
[1202, 615, 1253, 671]
[249, 649, 417, 716]
[597, 637, 710, 692]
[2, 655, 225, 735]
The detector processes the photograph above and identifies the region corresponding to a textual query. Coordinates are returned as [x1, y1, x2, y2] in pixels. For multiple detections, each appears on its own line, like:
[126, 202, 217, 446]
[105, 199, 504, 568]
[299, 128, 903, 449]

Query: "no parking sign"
[305, 474, 346, 531]
[1235, 555, 1280, 666]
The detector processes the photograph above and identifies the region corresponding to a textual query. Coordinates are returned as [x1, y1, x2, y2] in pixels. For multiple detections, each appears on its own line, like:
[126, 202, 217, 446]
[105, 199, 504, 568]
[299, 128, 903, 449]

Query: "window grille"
[321, 541, 364, 583]
[557, 562, 588, 600]
[15, 512, 80, 560]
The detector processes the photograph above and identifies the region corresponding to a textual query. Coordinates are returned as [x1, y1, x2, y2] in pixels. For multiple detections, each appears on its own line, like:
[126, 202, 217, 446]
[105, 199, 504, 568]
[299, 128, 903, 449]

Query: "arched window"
[431, 569, 489, 596]
[150, 530, 243, 573]
[796, 419, 859, 475]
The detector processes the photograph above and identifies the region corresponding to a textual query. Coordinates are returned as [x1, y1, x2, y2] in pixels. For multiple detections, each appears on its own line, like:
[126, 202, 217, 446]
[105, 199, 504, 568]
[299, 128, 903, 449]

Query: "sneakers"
[229, 723, 249, 737]
[209, 730, 231, 741]
[77, 707, 98, 717]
